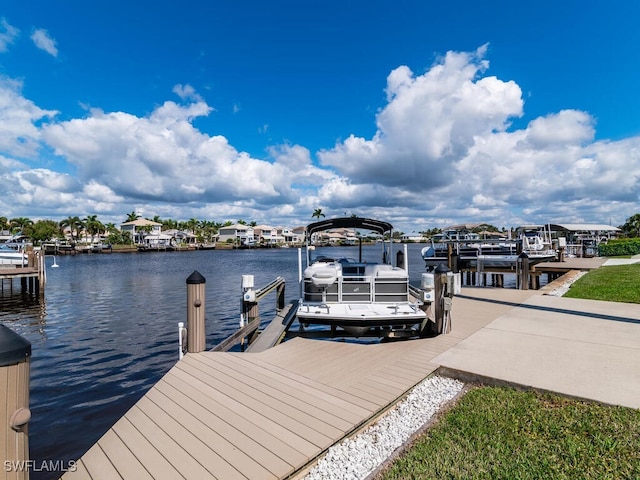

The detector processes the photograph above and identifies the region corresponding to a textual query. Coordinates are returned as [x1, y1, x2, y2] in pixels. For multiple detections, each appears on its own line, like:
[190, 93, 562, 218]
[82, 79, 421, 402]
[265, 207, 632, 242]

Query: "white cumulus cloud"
[318, 45, 524, 192]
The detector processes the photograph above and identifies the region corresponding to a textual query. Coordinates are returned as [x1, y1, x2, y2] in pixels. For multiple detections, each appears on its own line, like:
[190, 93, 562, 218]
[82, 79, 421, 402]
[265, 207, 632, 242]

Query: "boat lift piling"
[425, 265, 455, 335]
[516, 252, 530, 290]
[0, 324, 31, 480]
[185, 271, 207, 355]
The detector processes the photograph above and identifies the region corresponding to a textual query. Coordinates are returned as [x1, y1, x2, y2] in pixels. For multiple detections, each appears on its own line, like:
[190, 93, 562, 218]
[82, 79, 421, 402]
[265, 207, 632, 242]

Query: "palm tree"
[9, 217, 33, 234]
[136, 224, 153, 245]
[199, 220, 218, 243]
[105, 223, 118, 234]
[84, 215, 105, 244]
[163, 218, 178, 230]
[59, 216, 84, 242]
[185, 218, 199, 234]
[312, 208, 325, 220]
[0, 216, 8, 232]
[126, 211, 140, 222]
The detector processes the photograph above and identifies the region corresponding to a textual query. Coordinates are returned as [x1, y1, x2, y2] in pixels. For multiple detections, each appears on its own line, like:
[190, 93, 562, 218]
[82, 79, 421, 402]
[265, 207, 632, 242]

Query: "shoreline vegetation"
[377, 264, 640, 479]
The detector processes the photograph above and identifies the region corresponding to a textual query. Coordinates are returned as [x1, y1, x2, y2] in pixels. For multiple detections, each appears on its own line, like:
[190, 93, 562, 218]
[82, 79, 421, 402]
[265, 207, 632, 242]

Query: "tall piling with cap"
[433, 264, 451, 334]
[517, 252, 530, 290]
[186, 271, 206, 353]
[1, 324, 31, 480]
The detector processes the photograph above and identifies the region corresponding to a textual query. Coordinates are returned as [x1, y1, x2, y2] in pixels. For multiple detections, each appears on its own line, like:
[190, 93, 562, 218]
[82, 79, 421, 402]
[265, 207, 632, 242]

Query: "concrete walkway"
[434, 287, 640, 408]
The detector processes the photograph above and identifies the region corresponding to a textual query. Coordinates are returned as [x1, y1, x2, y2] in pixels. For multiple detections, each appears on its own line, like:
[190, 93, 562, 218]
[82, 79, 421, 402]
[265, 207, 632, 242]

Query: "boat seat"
[306, 263, 341, 287]
[364, 264, 406, 278]
[312, 270, 337, 287]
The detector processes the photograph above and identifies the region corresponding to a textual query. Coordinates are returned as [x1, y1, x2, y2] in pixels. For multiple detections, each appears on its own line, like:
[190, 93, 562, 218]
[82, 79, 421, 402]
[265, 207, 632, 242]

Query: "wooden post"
[0, 324, 31, 480]
[276, 282, 285, 311]
[450, 252, 459, 273]
[517, 252, 530, 290]
[433, 264, 450, 334]
[186, 271, 206, 353]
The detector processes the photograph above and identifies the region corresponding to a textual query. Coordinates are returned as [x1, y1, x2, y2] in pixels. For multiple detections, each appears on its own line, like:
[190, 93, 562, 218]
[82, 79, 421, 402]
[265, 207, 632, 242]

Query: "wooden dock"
[61, 286, 533, 480]
[0, 250, 47, 294]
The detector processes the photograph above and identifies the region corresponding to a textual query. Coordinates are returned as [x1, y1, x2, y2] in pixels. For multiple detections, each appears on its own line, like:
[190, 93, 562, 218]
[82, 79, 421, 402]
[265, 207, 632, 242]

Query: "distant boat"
[297, 217, 426, 338]
[422, 224, 556, 269]
[0, 243, 28, 266]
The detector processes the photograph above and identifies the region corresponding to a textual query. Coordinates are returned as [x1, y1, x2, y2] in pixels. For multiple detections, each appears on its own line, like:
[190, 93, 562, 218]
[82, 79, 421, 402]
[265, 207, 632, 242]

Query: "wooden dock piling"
[0, 325, 31, 480]
[186, 271, 206, 353]
[517, 253, 530, 290]
[0, 250, 46, 296]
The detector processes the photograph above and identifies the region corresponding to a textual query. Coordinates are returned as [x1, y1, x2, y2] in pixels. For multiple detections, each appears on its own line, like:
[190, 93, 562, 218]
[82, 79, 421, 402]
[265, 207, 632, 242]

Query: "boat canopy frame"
[306, 217, 393, 237]
[304, 217, 395, 266]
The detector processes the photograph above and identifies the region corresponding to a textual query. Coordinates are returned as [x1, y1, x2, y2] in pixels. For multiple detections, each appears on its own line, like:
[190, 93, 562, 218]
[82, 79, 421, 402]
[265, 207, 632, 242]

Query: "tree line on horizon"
[1, 210, 640, 246]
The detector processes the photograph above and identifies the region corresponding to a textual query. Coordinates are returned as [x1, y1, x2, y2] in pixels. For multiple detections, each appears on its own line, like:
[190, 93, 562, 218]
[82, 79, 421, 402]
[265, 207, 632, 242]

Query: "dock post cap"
[186, 270, 206, 284]
[435, 263, 450, 273]
[0, 323, 31, 366]
[518, 252, 530, 259]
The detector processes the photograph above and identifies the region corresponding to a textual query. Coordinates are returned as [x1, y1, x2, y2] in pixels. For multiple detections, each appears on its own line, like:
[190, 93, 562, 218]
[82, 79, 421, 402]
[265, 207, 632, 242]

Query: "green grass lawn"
[379, 263, 640, 479]
[380, 387, 640, 480]
[563, 264, 640, 304]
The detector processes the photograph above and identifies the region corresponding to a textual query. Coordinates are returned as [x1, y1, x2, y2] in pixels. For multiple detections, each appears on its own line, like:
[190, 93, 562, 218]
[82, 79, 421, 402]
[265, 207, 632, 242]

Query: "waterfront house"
[163, 229, 198, 247]
[253, 225, 279, 246]
[277, 226, 303, 244]
[141, 233, 172, 249]
[292, 226, 307, 243]
[120, 219, 163, 244]
[217, 224, 255, 246]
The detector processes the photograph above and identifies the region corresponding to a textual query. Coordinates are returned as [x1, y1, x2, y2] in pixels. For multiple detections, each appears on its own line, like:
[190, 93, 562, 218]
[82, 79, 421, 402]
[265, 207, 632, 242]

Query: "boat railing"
[303, 272, 410, 304]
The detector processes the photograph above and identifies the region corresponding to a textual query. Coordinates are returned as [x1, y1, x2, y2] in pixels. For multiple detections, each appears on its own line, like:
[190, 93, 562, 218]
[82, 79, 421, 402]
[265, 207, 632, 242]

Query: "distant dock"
[455, 256, 606, 289]
[0, 250, 48, 295]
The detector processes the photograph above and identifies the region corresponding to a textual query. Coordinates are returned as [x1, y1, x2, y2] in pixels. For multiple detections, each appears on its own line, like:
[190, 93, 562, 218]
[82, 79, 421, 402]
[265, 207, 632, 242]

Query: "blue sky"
[1, 1, 639, 233]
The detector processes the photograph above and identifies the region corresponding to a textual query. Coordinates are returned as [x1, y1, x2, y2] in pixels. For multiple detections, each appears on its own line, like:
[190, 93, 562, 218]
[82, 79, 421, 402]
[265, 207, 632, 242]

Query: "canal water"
[1, 243, 434, 479]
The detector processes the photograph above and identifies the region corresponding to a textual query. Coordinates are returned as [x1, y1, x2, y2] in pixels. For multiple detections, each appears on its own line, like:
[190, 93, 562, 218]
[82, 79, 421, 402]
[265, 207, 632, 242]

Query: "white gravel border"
[303, 375, 465, 480]
[544, 270, 587, 296]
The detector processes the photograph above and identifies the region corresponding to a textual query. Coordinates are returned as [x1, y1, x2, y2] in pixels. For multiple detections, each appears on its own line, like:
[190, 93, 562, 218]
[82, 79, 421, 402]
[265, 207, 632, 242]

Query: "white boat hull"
[0, 251, 28, 266]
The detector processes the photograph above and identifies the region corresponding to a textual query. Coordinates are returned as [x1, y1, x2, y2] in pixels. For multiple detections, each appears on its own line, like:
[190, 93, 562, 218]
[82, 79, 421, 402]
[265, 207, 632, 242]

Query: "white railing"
[304, 274, 410, 304]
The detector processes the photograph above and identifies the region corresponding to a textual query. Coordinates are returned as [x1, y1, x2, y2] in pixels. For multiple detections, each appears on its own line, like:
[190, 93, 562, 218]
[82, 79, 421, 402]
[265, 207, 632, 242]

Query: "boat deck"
[61, 281, 640, 479]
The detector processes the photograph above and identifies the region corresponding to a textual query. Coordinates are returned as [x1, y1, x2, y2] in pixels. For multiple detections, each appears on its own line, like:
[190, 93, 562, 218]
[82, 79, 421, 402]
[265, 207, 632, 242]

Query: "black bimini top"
[306, 217, 393, 236]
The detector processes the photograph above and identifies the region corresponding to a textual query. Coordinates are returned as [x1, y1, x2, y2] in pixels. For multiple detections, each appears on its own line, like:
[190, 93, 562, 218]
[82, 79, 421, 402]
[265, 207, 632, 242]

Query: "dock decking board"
[181, 354, 344, 443]
[143, 388, 281, 477]
[166, 365, 319, 458]
[155, 374, 309, 467]
[177, 356, 336, 450]
[128, 397, 245, 480]
[139, 391, 277, 479]
[77, 444, 121, 480]
[235, 354, 381, 413]
[64, 289, 513, 480]
[98, 429, 155, 480]
[111, 416, 185, 480]
[208, 353, 362, 428]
